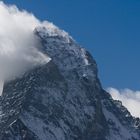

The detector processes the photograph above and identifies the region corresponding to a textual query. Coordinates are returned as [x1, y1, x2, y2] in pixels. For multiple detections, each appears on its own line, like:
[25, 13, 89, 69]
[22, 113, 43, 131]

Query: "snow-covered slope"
[0, 24, 139, 140]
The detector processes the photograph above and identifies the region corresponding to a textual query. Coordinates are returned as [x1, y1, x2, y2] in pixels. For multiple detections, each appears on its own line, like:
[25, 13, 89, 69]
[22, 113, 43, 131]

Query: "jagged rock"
[0, 24, 139, 140]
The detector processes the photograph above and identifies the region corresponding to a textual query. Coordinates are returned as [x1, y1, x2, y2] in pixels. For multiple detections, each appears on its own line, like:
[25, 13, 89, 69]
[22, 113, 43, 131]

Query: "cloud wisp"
[0, 2, 51, 82]
[107, 87, 140, 118]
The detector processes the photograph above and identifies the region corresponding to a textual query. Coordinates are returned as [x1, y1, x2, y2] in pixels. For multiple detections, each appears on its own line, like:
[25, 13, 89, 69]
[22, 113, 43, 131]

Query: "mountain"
[0, 23, 139, 140]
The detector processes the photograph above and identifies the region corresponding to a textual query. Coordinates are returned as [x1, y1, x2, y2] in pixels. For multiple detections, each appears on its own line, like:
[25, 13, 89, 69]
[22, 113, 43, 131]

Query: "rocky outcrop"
[0, 24, 139, 140]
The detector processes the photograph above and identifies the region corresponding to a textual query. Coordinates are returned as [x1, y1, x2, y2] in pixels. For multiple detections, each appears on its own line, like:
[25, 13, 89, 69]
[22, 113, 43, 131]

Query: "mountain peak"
[35, 26, 97, 72]
[0, 25, 139, 140]
[35, 23, 71, 42]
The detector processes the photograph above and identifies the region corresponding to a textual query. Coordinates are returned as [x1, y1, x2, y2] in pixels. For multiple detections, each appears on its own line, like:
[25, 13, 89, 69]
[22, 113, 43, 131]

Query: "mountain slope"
[0, 24, 139, 140]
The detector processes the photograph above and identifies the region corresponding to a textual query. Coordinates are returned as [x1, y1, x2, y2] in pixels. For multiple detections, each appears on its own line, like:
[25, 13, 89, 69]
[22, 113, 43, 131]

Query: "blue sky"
[3, 0, 140, 90]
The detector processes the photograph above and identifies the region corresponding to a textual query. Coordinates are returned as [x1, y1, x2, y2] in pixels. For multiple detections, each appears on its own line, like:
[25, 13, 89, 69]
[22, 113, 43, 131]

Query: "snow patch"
[103, 108, 139, 140]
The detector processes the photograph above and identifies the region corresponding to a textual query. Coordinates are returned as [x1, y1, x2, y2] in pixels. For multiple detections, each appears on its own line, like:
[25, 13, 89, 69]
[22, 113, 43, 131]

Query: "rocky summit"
[0, 23, 139, 140]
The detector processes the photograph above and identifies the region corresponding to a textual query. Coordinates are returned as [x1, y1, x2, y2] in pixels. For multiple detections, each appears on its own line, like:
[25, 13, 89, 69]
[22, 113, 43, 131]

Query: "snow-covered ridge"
[36, 22, 71, 42]
[34, 26, 97, 74]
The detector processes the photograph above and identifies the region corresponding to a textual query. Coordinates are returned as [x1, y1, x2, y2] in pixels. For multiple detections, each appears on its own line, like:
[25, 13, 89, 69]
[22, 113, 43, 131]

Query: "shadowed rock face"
[0, 26, 139, 140]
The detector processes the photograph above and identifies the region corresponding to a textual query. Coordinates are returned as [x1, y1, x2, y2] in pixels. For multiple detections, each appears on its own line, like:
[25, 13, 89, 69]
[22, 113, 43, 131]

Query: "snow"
[35, 26, 94, 74]
[103, 107, 139, 140]
[35, 22, 71, 43]
[0, 23, 139, 140]
[81, 48, 89, 65]
[20, 111, 65, 140]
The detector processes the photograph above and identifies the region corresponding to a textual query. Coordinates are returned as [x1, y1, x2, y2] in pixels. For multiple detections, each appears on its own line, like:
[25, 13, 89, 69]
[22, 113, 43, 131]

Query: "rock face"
[0, 24, 139, 140]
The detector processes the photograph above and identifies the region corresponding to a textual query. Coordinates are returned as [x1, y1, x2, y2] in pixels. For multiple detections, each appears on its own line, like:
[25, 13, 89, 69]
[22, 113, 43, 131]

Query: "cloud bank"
[0, 2, 51, 82]
[107, 87, 140, 118]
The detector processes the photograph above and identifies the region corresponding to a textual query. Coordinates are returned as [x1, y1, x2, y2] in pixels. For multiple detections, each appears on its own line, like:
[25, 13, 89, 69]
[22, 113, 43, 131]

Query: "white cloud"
[0, 2, 52, 82]
[0, 2, 57, 95]
[0, 80, 3, 96]
[107, 87, 140, 118]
